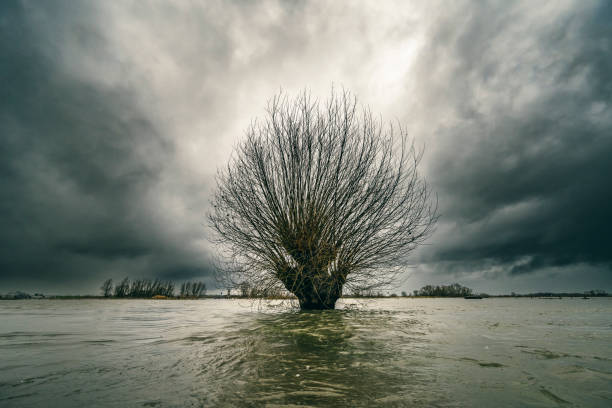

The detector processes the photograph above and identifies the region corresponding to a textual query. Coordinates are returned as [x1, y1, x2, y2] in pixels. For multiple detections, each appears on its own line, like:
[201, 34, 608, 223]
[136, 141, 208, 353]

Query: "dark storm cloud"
[411, 1, 612, 281]
[0, 0, 414, 293]
[1, 0, 610, 293]
[0, 1, 213, 291]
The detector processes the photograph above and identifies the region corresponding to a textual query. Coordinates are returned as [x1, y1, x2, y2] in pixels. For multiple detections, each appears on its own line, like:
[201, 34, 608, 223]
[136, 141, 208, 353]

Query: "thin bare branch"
[209, 89, 437, 309]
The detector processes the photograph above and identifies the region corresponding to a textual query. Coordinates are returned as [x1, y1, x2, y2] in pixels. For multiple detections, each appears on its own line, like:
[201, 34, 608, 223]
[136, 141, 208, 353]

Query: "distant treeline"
[412, 283, 474, 297]
[408, 286, 610, 298]
[349, 288, 388, 297]
[100, 278, 206, 298]
[3, 281, 608, 300]
[409, 285, 610, 298]
[344, 283, 474, 298]
[502, 289, 609, 298]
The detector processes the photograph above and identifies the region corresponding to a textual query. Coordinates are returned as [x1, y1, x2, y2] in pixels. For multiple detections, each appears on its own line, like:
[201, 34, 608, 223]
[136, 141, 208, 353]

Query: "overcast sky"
[1, 0, 611, 294]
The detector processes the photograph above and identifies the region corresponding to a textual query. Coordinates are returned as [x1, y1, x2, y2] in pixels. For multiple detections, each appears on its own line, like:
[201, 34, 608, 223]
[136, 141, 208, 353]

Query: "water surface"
[1, 298, 610, 407]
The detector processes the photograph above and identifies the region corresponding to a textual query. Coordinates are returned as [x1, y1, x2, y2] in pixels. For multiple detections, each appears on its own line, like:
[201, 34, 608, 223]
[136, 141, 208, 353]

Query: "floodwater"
[0, 298, 610, 407]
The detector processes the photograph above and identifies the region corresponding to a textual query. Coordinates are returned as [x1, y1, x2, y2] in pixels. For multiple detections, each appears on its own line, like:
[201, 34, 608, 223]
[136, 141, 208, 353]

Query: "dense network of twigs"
[209, 89, 437, 309]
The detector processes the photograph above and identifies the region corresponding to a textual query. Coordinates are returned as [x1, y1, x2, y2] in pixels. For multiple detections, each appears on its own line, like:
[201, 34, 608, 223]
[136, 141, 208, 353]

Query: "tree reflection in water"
[200, 308, 448, 407]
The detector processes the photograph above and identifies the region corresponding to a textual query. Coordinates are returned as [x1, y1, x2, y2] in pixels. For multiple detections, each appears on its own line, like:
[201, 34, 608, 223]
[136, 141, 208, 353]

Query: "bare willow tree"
[209, 89, 437, 309]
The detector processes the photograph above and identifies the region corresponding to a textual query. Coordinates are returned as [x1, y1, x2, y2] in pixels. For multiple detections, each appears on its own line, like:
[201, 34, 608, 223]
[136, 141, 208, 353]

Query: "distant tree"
[239, 282, 251, 298]
[401, 291, 408, 297]
[413, 283, 473, 297]
[128, 279, 143, 297]
[110, 278, 175, 298]
[100, 279, 113, 297]
[180, 282, 188, 297]
[209, 89, 437, 309]
[190, 282, 206, 297]
[164, 280, 175, 297]
[179, 281, 206, 298]
[114, 277, 130, 297]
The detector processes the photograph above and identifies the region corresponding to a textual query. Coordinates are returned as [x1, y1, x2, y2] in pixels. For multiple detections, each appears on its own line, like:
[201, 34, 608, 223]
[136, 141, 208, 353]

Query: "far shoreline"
[2, 294, 609, 300]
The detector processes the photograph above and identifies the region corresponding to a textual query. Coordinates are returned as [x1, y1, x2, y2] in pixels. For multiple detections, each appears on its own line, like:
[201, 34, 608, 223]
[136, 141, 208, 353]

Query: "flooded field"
[0, 298, 611, 407]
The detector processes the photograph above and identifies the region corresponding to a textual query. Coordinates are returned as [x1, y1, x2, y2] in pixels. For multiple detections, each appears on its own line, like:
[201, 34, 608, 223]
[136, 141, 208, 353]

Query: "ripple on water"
[0, 298, 611, 407]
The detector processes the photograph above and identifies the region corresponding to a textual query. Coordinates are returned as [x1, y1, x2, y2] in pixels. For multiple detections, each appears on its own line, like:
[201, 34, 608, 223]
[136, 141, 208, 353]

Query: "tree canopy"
[209, 89, 437, 309]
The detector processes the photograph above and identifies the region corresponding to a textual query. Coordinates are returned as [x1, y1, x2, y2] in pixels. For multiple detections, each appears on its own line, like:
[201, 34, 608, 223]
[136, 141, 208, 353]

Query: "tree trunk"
[277, 267, 343, 310]
[292, 274, 342, 310]
[297, 291, 339, 310]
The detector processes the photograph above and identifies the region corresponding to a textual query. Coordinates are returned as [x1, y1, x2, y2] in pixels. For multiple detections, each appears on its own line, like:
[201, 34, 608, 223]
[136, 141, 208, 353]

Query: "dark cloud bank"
[411, 1, 612, 292]
[1, 1, 610, 293]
